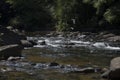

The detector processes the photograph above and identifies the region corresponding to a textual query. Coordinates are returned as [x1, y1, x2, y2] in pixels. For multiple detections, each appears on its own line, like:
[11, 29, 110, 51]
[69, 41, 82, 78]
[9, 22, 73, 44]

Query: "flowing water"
[0, 33, 120, 80]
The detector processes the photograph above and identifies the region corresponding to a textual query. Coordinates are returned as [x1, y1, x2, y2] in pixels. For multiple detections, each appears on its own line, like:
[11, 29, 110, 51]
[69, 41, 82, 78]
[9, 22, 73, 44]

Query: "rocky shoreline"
[0, 26, 36, 59]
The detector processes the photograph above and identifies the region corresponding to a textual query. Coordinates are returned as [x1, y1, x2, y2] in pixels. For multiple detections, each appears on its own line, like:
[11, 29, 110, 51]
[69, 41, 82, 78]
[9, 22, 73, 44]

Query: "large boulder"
[0, 44, 23, 59]
[109, 57, 120, 79]
[0, 26, 26, 46]
[102, 57, 120, 80]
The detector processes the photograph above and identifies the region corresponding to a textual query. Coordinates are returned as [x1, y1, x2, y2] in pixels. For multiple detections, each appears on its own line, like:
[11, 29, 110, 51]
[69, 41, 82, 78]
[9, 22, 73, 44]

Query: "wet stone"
[49, 62, 59, 67]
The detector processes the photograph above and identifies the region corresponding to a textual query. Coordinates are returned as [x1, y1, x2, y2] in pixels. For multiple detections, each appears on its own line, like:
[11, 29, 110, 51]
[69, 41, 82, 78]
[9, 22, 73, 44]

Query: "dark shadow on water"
[111, 78, 120, 80]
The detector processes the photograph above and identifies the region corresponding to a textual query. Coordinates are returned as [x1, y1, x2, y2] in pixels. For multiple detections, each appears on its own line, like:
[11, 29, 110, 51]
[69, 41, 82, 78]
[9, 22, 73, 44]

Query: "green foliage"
[83, 0, 120, 28]
[53, 0, 96, 31]
[6, 0, 54, 31]
[52, 0, 77, 31]
[104, 3, 120, 24]
[104, 9, 116, 23]
[0, 0, 120, 31]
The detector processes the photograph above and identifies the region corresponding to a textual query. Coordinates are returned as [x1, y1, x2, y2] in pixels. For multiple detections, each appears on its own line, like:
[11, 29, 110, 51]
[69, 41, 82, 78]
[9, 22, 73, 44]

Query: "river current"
[0, 33, 120, 80]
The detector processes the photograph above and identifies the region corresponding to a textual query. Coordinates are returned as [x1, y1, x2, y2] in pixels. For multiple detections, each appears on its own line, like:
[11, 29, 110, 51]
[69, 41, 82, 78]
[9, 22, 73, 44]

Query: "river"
[0, 32, 120, 80]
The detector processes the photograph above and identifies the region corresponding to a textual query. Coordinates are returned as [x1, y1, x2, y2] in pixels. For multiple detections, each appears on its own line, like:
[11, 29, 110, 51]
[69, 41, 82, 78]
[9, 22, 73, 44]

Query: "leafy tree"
[0, 0, 120, 32]
[7, 0, 54, 31]
[0, 0, 14, 26]
[52, 0, 96, 31]
[52, 0, 76, 31]
[83, 0, 120, 30]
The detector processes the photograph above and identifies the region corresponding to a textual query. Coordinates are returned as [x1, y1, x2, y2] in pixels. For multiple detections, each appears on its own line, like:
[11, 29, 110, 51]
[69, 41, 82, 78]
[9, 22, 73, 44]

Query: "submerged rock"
[49, 62, 59, 67]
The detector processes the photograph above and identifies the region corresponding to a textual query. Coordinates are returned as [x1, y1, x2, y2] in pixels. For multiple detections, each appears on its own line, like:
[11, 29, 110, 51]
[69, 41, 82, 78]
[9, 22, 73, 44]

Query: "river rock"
[39, 40, 46, 45]
[67, 32, 80, 39]
[107, 36, 120, 42]
[102, 33, 115, 38]
[20, 40, 34, 47]
[101, 70, 111, 78]
[1, 67, 13, 72]
[0, 26, 36, 48]
[0, 44, 23, 59]
[73, 67, 95, 73]
[102, 57, 120, 80]
[49, 62, 59, 67]
[46, 32, 59, 37]
[29, 40, 37, 45]
[109, 57, 120, 79]
[0, 26, 26, 46]
[7, 56, 24, 61]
